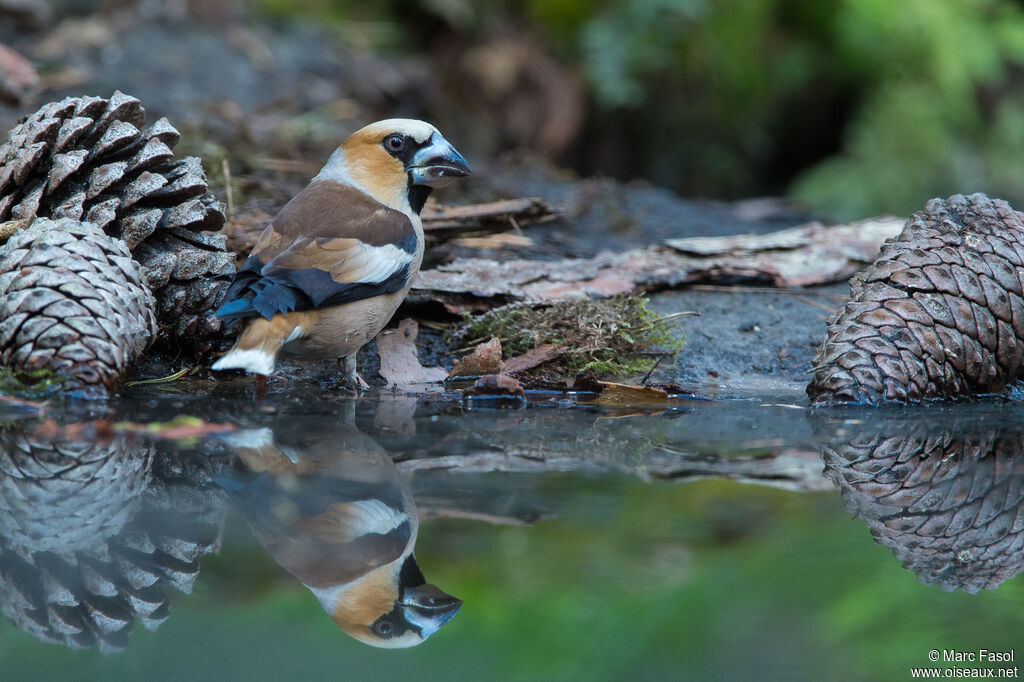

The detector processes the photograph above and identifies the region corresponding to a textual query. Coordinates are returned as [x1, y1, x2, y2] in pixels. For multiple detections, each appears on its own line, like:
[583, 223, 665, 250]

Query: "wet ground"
[1, 392, 1022, 681]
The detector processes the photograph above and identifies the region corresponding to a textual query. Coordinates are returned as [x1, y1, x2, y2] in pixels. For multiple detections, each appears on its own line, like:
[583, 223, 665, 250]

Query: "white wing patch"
[347, 242, 414, 285]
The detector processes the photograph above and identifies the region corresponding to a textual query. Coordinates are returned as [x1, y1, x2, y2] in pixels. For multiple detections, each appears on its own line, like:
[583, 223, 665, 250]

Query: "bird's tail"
[215, 297, 257, 326]
[211, 318, 289, 376]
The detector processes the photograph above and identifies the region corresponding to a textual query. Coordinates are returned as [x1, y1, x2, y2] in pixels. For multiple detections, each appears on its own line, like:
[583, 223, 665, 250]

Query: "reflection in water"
[816, 415, 1024, 593]
[219, 422, 461, 648]
[4, 394, 1023, 667]
[0, 410, 461, 652]
[0, 430, 221, 651]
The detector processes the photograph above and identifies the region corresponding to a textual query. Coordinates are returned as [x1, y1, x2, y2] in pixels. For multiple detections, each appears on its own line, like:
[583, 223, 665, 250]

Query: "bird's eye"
[373, 620, 394, 637]
[384, 134, 406, 153]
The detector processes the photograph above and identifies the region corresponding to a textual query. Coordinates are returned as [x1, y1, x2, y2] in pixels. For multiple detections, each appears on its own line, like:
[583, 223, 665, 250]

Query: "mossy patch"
[450, 295, 685, 378]
[0, 367, 70, 399]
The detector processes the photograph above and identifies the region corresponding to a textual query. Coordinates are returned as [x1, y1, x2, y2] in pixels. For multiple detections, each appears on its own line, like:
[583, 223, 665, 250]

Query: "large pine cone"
[0, 429, 223, 651]
[0, 219, 157, 394]
[808, 193, 1024, 403]
[0, 92, 234, 347]
[816, 415, 1024, 593]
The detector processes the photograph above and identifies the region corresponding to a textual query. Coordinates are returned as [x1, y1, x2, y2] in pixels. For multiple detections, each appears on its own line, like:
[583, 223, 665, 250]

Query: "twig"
[641, 355, 665, 385]
[689, 284, 849, 298]
[655, 310, 701, 323]
[508, 214, 524, 236]
[794, 296, 838, 314]
[221, 159, 234, 220]
[256, 158, 319, 174]
[125, 367, 191, 387]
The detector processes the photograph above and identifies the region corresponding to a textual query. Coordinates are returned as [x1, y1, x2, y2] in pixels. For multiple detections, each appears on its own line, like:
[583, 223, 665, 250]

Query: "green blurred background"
[252, 0, 1024, 220]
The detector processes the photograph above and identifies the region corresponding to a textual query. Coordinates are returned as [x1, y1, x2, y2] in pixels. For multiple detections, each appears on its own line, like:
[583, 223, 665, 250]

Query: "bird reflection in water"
[816, 415, 1024, 593]
[219, 420, 461, 648]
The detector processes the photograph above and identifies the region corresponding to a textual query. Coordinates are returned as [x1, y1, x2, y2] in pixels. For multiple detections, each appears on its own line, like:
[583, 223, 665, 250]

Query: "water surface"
[1, 389, 1021, 681]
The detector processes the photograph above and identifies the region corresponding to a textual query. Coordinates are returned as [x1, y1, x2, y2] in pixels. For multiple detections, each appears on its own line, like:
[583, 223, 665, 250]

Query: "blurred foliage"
[0, 367, 69, 399]
[256, 0, 1024, 219]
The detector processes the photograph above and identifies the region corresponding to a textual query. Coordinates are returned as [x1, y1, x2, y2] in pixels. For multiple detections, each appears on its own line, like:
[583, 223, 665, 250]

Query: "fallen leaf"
[500, 343, 568, 373]
[376, 318, 448, 388]
[449, 337, 503, 377]
[571, 372, 681, 406]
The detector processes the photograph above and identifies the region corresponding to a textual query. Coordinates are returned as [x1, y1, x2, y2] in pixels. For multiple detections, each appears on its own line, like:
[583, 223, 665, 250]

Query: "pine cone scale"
[0, 219, 157, 393]
[55, 118, 92, 153]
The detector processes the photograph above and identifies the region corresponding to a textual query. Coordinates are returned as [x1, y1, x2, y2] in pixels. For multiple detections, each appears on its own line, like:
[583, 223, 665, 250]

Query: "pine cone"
[0, 429, 223, 652]
[0, 91, 234, 349]
[808, 193, 1024, 403]
[0, 218, 157, 394]
[816, 415, 1024, 593]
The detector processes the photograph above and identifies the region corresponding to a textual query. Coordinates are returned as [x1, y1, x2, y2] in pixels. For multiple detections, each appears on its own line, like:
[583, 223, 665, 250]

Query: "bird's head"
[329, 118, 471, 215]
[328, 554, 462, 649]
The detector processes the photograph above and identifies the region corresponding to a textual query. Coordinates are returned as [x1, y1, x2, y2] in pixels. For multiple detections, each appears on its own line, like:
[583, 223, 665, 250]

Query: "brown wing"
[218, 180, 418, 322]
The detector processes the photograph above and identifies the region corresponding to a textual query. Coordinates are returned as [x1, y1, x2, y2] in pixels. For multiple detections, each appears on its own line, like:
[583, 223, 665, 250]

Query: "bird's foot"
[351, 372, 371, 393]
[340, 355, 370, 393]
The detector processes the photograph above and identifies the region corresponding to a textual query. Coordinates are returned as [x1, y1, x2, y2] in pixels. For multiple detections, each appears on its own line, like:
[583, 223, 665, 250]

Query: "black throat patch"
[407, 181, 432, 215]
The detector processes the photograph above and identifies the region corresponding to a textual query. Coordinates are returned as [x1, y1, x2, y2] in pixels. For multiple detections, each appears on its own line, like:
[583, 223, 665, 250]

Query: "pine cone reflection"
[0, 429, 221, 651]
[816, 416, 1024, 593]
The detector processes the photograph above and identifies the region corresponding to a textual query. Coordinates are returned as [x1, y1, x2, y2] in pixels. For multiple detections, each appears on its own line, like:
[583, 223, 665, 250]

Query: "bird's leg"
[253, 373, 268, 404]
[343, 354, 370, 392]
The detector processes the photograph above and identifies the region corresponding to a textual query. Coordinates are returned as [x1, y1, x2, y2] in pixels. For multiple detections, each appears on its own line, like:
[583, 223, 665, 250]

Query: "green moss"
[0, 367, 69, 399]
[451, 295, 685, 378]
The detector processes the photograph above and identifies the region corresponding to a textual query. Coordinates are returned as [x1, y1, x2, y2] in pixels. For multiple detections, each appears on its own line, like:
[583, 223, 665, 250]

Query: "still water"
[0, 386, 1021, 681]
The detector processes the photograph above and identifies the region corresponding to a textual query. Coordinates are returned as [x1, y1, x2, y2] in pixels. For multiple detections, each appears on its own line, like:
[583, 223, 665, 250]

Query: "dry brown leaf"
[449, 337, 503, 377]
[376, 318, 448, 388]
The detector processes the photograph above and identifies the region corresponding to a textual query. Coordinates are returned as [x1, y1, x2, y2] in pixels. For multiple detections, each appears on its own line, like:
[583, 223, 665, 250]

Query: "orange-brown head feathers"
[319, 118, 470, 216]
[320, 555, 462, 649]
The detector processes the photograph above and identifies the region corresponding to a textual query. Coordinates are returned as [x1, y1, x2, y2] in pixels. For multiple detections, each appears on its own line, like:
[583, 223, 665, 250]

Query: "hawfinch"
[212, 119, 471, 387]
[219, 423, 461, 648]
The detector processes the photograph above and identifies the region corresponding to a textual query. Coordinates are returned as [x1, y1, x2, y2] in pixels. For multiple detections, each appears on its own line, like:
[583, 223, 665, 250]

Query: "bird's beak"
[400, 583, 463, 638]
[408, 133, 471, 188]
